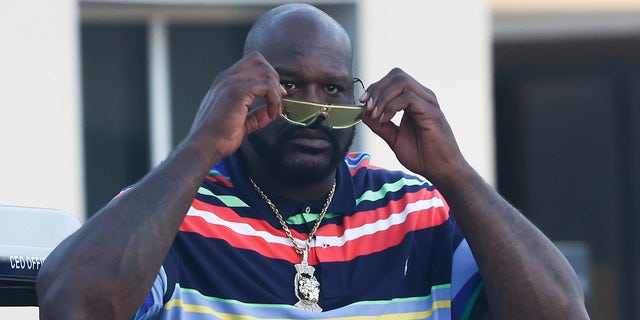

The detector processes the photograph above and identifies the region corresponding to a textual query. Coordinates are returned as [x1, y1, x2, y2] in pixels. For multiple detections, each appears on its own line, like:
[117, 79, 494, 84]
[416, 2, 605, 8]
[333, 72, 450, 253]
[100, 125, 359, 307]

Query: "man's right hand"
[187, 51, 286, 162]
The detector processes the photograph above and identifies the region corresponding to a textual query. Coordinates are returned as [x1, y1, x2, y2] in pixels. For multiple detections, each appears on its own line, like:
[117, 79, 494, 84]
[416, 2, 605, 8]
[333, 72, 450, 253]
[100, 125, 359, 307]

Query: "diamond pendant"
[293, 249, 322, 312]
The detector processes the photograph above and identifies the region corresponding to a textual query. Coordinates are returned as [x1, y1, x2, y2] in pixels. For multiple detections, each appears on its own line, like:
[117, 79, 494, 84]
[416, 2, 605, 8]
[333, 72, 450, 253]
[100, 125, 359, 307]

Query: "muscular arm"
[36, 52, 285, 320]
[437, 165, 588, 319]
[36, 141, 217, 320]
[362, 68, 589, 319]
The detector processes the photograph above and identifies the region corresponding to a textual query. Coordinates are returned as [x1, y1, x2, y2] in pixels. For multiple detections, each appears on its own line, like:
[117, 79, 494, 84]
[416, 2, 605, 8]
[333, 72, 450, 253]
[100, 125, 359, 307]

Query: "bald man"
[37, 4, 589, 320]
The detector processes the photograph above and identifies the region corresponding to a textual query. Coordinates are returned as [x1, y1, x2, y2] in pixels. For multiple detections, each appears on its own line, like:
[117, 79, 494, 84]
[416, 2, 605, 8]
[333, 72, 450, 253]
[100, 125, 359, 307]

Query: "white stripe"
[186, 207, 306, 248]
[187, 197, 444, 250]
[315, 197, 445, 248]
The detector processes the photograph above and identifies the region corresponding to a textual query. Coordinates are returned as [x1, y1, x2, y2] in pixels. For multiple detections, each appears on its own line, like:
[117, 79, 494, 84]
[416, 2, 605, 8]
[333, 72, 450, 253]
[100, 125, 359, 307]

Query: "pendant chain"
[249, 178, 336, 256]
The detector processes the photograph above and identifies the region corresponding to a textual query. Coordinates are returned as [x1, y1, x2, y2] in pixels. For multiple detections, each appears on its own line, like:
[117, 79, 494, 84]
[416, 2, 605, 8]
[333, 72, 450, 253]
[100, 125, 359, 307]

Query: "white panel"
[0, 307, 38, 319]
[0, 0, 85, 227]
[0, 1, 82, 317]
[357, 0, 495, 184]
[148, 13, 173, 167]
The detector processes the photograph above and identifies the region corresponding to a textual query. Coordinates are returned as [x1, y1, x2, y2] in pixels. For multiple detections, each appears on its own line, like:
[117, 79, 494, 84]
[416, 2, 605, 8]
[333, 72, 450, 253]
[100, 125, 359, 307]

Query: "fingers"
[245, 82, 286, 133]
[225, 52, 284, 107]
[187, 51, 285, 157]
[245, 105, 277, 134]
[362, 110, 400, 149]
[210, 51, 285, 120]
[363, 68, 439, 123]
[263, 83, 287, 119]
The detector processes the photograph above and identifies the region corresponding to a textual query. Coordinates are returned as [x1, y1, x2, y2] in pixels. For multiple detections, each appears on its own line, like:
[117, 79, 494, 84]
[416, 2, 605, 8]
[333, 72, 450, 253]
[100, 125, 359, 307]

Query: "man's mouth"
[285, 129, 332, 152]
[288, 137, 331, 150]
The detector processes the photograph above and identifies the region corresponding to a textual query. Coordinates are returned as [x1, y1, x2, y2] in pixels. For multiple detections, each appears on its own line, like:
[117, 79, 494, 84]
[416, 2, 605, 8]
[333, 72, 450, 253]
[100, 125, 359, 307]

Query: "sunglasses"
[280, 99, 365, 129]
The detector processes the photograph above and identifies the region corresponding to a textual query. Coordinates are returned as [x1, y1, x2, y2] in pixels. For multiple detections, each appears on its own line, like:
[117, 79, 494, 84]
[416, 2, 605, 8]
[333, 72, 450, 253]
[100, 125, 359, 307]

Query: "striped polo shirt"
[133, 152, 487, 319]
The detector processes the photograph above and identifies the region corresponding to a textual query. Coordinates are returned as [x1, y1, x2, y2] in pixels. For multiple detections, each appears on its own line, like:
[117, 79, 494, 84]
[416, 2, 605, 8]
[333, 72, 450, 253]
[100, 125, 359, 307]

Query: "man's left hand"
[361, 68, 469, 183]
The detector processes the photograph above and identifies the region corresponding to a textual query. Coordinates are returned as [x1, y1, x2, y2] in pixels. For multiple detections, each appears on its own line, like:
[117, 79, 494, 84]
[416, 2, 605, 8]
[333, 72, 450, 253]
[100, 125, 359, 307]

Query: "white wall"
[0, 1, 84, 216]
[357, 0, 495, 184]
[0, 1, 82, 317]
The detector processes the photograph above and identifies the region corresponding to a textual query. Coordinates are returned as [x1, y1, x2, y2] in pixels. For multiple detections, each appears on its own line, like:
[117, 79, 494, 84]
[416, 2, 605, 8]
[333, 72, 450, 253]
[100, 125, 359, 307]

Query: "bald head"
[243, 4, 352, 57]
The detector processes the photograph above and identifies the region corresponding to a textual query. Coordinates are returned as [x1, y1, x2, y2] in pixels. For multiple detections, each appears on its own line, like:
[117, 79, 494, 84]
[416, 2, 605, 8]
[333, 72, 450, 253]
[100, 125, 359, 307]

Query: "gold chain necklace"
[249, 178, 336, 312]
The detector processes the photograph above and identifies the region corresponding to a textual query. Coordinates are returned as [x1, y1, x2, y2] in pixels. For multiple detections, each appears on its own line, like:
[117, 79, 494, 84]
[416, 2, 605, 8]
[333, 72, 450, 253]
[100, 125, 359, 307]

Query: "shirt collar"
[221, 152, 357, 220]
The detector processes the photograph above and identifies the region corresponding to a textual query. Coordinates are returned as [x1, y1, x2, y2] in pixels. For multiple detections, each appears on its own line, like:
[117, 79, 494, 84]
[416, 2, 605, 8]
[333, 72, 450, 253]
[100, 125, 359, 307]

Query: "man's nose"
[299, 86, 331, 128]
[300, 86, 323, 104]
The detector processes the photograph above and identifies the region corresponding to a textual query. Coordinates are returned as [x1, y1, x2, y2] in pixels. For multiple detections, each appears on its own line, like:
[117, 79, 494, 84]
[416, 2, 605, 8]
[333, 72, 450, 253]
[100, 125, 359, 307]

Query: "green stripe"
[162, 266, 168, 297]
[197, 187, 249, 207]
[355, 177, 432, 206]
[207, 171, 226, 177]
[285, 212, 340, 225]
[432, 283, 451, 290]
[461, 281, 484, 320]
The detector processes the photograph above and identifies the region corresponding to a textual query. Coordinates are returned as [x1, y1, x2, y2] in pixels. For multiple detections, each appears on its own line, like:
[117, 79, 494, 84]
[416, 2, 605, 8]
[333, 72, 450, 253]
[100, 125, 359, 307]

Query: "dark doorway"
[494, 37, 640, 320]
[81, 24, 150, 216]
[168, 24, 251, 145]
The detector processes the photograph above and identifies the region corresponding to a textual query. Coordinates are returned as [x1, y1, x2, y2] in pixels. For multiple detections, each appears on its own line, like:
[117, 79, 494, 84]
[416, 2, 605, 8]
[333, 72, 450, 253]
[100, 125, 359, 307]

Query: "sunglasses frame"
[280, 98, 365, 129]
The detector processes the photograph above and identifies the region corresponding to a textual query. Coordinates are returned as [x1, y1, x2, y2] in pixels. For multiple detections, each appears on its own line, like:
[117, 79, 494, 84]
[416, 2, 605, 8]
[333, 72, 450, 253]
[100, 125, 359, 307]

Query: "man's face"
[240, 17, 356, 184]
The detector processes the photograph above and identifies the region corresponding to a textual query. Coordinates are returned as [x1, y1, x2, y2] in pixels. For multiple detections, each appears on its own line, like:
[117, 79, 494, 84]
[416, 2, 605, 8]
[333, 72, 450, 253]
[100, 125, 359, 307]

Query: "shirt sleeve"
[132, 266, 168, 320]
[450, 238, 489, 320]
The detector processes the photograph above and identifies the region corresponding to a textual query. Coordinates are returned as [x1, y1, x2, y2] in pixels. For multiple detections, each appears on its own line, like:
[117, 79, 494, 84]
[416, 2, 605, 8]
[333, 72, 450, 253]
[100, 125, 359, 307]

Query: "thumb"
[244, 105, 279, 134]
[362, 115, 399, 149]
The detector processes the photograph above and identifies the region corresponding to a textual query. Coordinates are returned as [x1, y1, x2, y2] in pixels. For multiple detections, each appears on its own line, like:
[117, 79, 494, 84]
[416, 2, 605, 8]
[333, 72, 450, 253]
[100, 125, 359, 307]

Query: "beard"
[247, 124, 355, 185]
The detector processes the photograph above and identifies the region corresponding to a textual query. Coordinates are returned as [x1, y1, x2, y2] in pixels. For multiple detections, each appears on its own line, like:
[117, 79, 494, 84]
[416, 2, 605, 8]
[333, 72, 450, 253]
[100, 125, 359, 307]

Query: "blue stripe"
[163, 283, 453, 319]
[451, 239, 478, 297]
[134, 266, 167, 319]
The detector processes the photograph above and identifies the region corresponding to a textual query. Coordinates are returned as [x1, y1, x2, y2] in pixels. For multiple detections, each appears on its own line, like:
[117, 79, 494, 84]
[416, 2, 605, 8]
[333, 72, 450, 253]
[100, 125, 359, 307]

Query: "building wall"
[0, 1, 83, 319]
[357, 1, 494, 183]
[0, 1, 84, 217]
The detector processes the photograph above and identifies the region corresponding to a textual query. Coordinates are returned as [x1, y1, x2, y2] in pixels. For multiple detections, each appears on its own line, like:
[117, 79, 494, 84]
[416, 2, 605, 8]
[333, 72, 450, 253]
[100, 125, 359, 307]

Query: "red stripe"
[327, 188, 447, 231]
[190, 199, 310, 239]
[179, 197, 449, 264]
[346, 153, 383, 176]
[315, 206, 449, 262]
[179, 214, 302, 264]
[189, 189, 444, 239]
[204, 174, 233, 187]
[113, 187, 133, 199]
[191, 199, 264, 228]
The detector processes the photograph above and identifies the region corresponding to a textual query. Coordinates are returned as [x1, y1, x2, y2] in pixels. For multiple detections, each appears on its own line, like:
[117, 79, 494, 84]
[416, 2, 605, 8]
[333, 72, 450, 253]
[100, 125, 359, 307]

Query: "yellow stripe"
[165, 300, 280, 320]
[165, 299, 450, 320]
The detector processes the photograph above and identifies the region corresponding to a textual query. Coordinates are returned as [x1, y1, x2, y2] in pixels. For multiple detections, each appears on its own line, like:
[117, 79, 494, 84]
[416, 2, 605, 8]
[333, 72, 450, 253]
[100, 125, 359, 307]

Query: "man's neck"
[241, 156, 336, 203]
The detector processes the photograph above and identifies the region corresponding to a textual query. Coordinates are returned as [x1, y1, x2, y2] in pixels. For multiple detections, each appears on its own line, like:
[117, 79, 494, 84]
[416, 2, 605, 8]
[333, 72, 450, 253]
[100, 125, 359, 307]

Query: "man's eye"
[324, 84, 340, 94]
[281, 81, 297, 92]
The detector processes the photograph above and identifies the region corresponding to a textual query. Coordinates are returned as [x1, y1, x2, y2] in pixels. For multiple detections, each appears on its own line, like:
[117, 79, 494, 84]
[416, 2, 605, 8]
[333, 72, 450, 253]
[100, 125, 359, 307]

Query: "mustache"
[279, 119, 336, 142]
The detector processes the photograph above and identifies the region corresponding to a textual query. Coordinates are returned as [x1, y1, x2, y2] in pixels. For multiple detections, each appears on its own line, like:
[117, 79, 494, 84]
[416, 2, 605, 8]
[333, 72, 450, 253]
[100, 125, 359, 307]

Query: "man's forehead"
[275, 65, 352, 83]
[264, 40, 352, 78]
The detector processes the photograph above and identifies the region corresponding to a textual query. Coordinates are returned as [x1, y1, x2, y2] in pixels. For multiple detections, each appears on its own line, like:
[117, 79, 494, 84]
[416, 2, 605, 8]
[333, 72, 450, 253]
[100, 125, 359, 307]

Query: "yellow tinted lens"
[281, 99, 322, 126]
[325, 105, 364, 128]
[281, 99, 364, 128]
